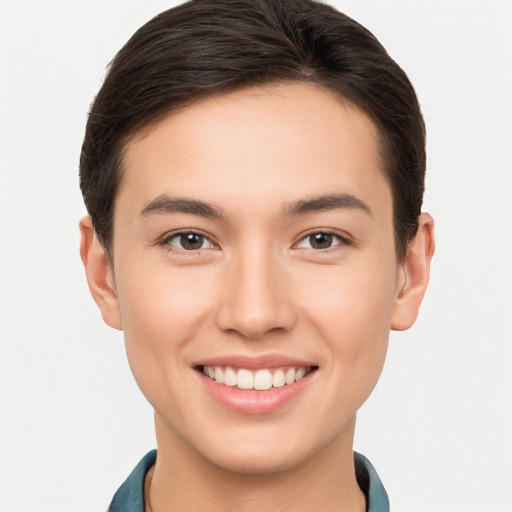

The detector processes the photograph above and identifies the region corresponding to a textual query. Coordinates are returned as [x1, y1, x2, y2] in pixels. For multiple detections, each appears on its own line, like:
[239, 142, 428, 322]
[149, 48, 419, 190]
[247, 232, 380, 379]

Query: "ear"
[391, 213, 435, 331]
[79, 216, 123, 330]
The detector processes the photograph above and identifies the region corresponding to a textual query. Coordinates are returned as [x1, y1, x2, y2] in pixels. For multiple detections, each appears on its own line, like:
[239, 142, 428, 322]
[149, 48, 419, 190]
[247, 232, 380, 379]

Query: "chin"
[208, 447, 307, 475]
[195, 426, 326, 475]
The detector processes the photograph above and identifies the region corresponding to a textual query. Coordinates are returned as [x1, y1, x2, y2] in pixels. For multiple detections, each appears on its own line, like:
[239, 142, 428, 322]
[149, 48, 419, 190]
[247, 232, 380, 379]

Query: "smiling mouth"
[198, 365, 318, 391]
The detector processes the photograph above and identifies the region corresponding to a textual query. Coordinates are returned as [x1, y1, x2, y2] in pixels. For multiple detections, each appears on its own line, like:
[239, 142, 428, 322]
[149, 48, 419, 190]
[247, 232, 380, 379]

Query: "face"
[108, 83, 402, 472]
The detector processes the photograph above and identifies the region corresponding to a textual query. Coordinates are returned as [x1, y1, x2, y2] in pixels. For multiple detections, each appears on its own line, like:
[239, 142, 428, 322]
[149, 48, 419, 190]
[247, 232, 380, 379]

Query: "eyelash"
[158, 229, 351, 253]
[294, 230, 352, 251]
[158, 230, 216, 252]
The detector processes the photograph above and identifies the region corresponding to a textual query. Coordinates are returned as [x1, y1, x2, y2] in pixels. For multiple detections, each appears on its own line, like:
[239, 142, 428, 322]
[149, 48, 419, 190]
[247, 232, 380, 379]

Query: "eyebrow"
[286, 193, 371, 216]
[139, 195, 224, 219]
[139, 192, 371, 220]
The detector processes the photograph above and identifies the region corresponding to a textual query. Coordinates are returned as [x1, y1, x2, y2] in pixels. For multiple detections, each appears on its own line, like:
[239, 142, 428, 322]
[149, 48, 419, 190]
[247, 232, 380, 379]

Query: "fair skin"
[81, 82, 434, 511]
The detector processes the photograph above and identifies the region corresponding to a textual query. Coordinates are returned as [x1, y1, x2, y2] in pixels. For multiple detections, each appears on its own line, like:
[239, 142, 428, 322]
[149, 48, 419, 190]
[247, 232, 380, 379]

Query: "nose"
[215, 245, 297, 340]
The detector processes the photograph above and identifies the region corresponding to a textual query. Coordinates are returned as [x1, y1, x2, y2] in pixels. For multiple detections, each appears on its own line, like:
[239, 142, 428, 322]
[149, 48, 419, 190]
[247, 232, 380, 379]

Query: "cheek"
[117, 260, 214, 334]
[299, 261, 397, 375]
[114, 262, 218, 388]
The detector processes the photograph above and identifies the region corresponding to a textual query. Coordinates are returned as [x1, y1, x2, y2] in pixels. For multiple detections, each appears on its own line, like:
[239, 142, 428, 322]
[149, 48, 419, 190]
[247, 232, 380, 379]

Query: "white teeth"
[224, 366, 237, 387]
[214, 366, 224, 384]
[202, 365, 312, 390]
[285, 368, 296, 385]
[253, 369, 273, 390]
[295, 367, 307, 381]
[272, 369, 285, 388]
[237, 369, 254, 390]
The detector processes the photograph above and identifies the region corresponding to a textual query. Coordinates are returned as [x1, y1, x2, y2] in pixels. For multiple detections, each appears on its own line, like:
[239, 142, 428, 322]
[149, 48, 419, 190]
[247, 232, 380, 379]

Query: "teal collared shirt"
[108, 450, 389, 512]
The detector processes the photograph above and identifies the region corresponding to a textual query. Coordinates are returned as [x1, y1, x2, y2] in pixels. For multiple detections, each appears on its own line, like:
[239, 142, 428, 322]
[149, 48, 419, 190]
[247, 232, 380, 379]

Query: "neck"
[148, 414, 365, 512]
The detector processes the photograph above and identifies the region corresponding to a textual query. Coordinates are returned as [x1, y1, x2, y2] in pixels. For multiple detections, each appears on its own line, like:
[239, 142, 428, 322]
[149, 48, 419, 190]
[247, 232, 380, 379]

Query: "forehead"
[119, 82, 391, 221]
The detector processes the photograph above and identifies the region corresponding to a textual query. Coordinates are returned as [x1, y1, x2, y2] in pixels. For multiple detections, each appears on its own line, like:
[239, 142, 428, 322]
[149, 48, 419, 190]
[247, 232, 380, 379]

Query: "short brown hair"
[80, 0, 425, 261]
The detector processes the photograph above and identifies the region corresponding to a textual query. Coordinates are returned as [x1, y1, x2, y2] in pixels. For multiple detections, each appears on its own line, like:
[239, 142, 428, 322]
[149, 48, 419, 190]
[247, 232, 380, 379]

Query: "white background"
[1, 1, 511, 511]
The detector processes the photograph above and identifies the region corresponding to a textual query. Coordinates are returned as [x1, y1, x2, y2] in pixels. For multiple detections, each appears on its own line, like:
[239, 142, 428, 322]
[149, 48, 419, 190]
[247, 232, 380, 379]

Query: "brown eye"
[296, 231, 345, 250]
[180, 233, 205, 250]
[166, 232, 211, 251]
[309, 233, 333, 249]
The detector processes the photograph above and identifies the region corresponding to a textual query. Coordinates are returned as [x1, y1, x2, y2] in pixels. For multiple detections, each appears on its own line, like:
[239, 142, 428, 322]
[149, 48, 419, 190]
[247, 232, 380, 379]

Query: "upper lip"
[194, 354, 317, 369]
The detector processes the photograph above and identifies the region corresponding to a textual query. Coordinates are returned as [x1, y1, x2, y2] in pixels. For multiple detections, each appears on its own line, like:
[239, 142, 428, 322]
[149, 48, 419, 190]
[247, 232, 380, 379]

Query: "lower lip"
[198, 371, 315, 415]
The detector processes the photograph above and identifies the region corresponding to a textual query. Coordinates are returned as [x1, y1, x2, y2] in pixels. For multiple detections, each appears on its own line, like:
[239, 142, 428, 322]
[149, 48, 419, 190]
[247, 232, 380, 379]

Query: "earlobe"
[391, 213, 435, 331]
[79, 216, 123, 330]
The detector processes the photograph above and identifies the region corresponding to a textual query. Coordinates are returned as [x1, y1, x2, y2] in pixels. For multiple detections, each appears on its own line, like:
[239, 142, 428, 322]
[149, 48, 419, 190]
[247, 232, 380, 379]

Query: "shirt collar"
[354, 451, 390, 512]
[108, 450, 389, 512]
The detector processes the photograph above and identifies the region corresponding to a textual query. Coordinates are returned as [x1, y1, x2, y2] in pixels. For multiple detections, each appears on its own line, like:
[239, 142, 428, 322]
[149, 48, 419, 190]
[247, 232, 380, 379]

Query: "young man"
[79, 0, 434, 510]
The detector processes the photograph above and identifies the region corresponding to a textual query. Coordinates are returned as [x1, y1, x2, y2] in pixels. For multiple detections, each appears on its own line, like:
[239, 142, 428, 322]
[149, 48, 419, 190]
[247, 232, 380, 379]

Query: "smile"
[195, 356, 318, 414]
[201, 365, 314, 390]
